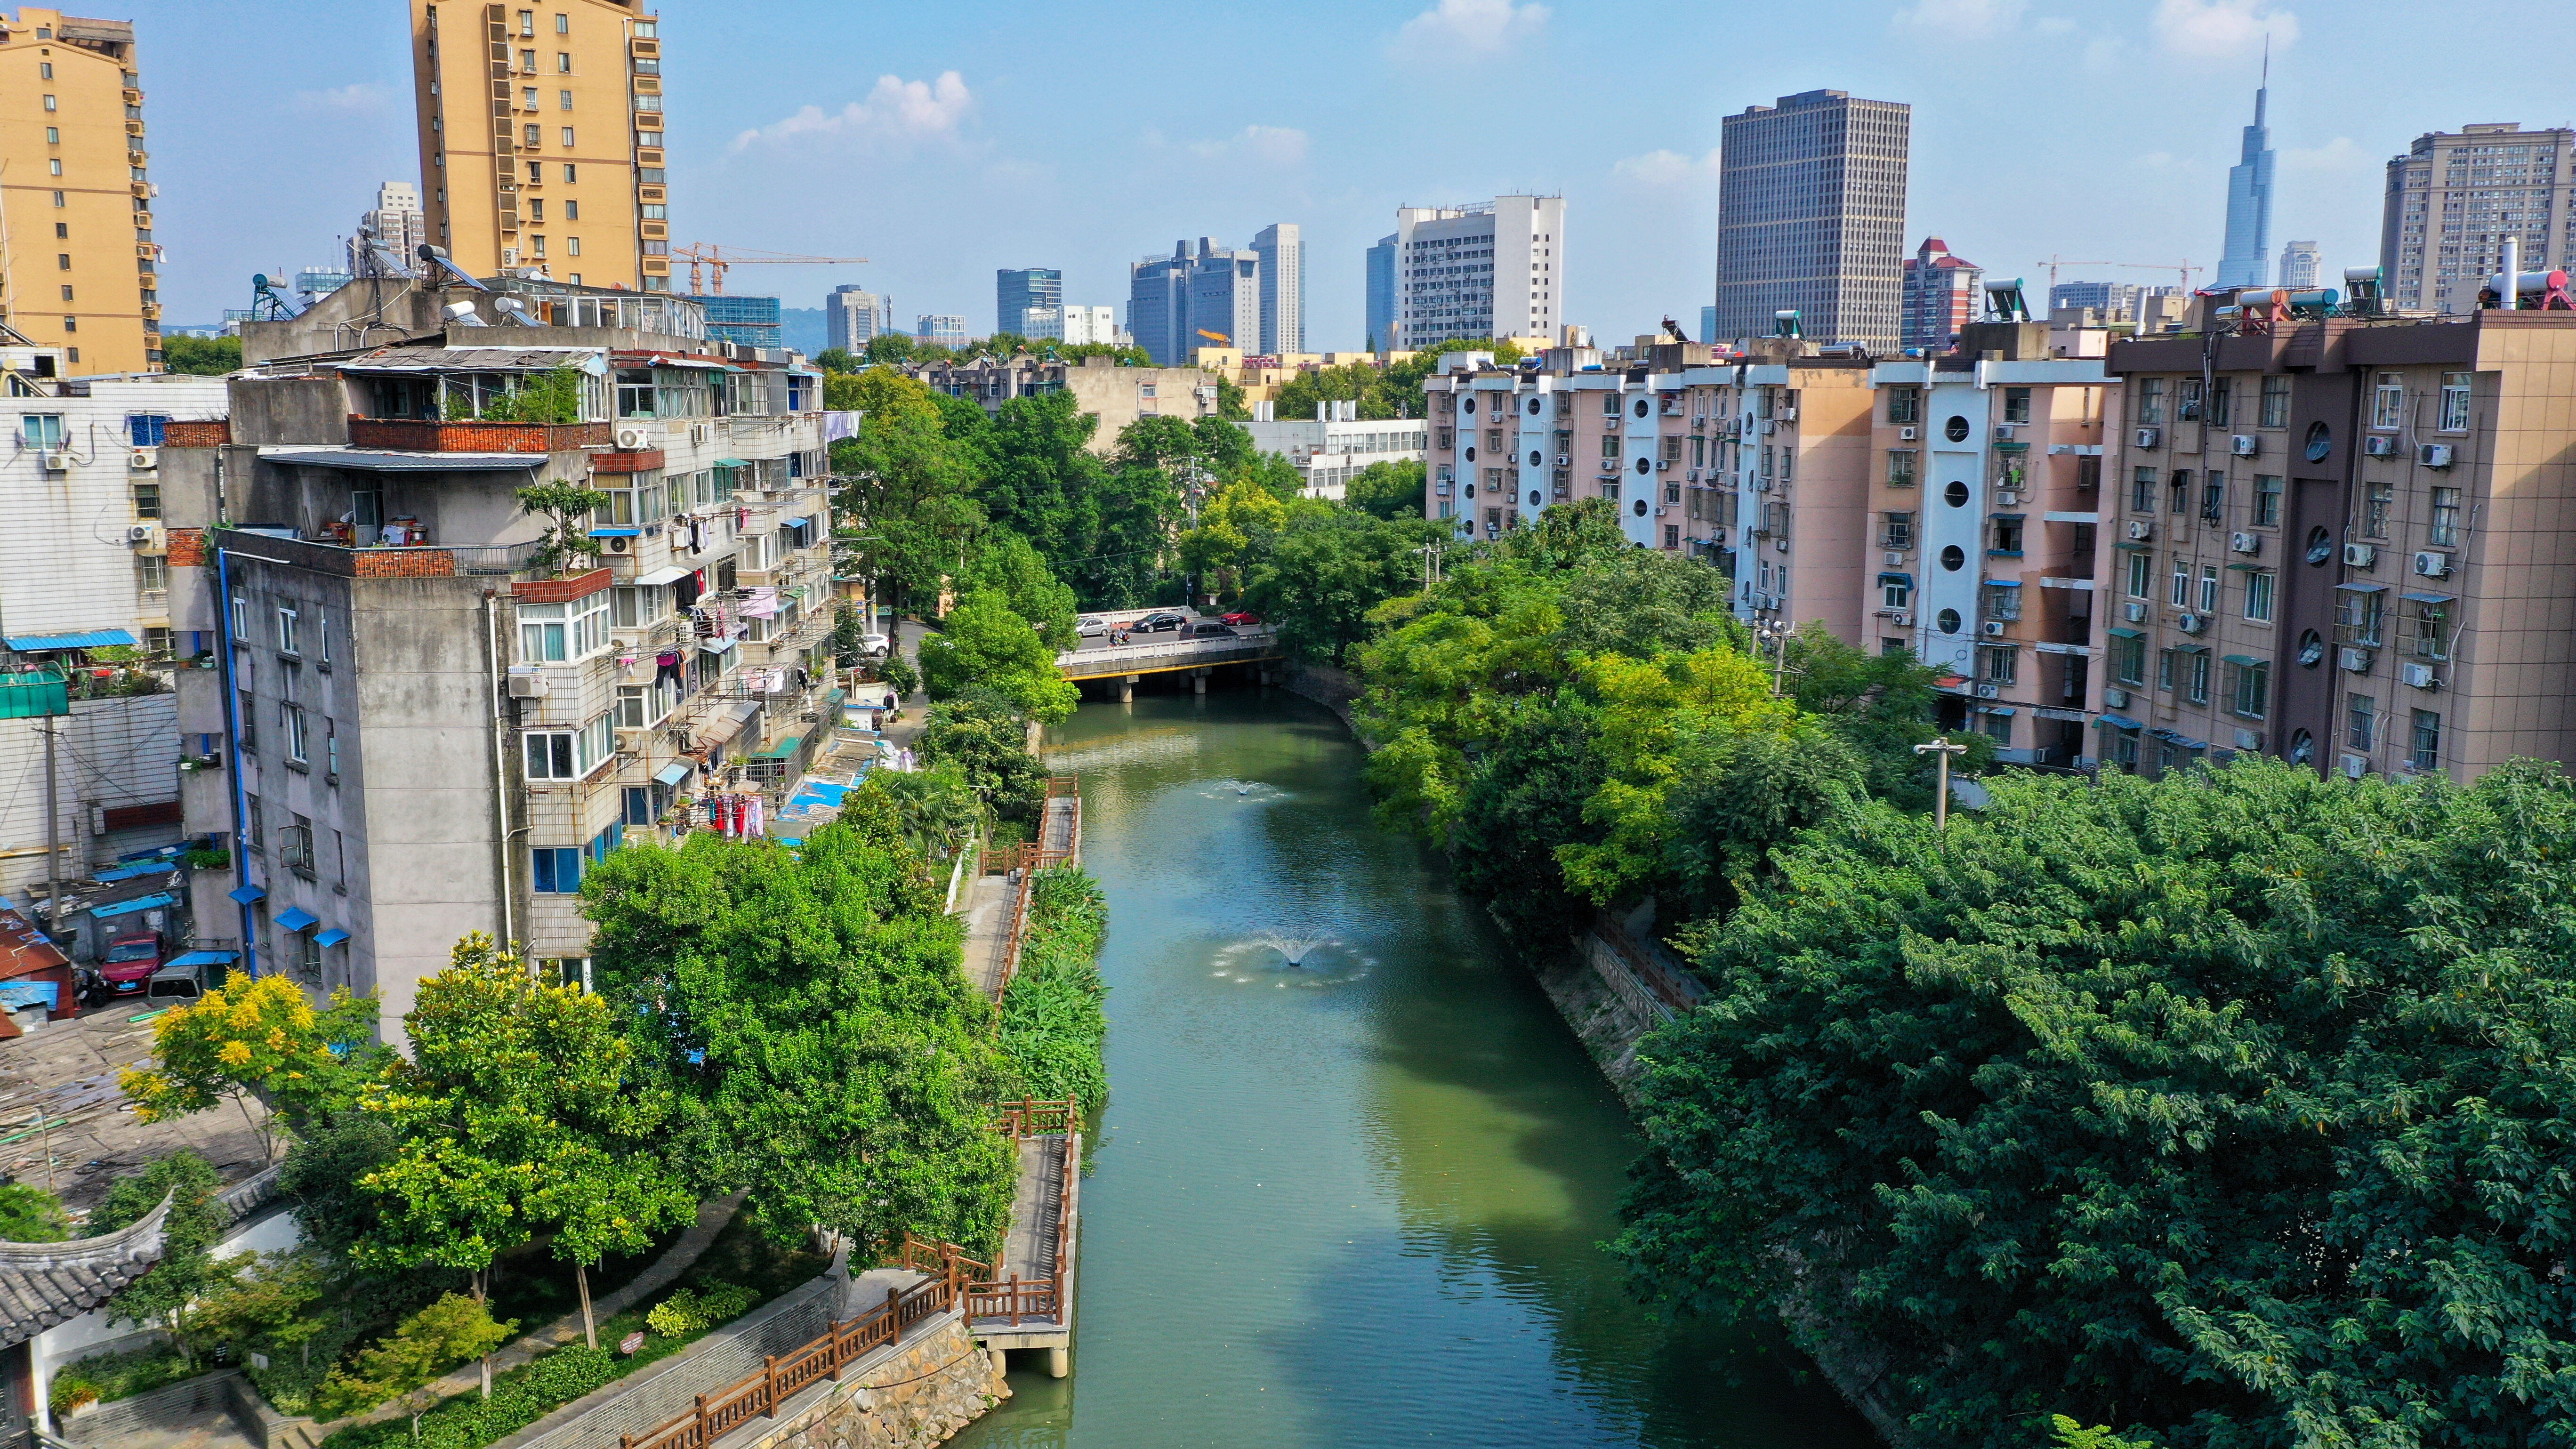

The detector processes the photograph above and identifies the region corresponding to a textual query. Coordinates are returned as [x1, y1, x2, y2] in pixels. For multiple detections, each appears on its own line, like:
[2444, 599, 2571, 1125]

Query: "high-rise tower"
[2217, 48, 2277, 289]
[1713, 90, 1910, 351]
[0, 8, 159, 372]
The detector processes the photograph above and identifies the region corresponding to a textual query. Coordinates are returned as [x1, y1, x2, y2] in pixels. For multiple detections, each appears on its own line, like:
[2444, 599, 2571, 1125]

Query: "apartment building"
[1901, 238, 1980, 351]
[1715, 90, 1910, 351]
[411, 0, 670, 292]
[161, 280, 830, 1038]
[824, 285, 888, 353]
[0, 8, 160, 373]
[916, 315, 966, 347]
[1243, 409, 1425, 499]
[354, 180, 431, 272]
[1394, 196, 1566, 351]
[911, 353, 1217, 451]
[2380, 122, 2576, 314]
[1059, 306, 1119, 346]
[2093, 302, 2576, 784]
[1726, 348, 1881, 646]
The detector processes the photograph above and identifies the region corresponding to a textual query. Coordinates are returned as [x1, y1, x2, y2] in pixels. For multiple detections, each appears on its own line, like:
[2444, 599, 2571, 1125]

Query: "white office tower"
[1252, 222, 1304, 354]
[1394, 196, 1564, 351]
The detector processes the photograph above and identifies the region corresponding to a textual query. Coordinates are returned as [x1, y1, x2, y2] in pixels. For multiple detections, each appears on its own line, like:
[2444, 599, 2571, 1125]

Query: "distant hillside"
[781, 307, 826, 355]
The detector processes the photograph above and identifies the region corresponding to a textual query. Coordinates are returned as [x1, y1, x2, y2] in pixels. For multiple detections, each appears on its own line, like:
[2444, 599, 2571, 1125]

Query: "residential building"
[1244, 410, 1426, 499]
[1901, 238, 1980, 351]
[0, 8, 160, 373]
[997, 267, 1062, 339]
[409, 0, 671, 292]
[697, 293, 780, 347]
[1366, 234, 1397, 353]
[2049, 280, 2187, 329]
[824, 284, 887, 352]
[1060, 305, 1119, 346]
[1188, 242, 1261, 357]
[1128, 246, 1193, 366]
[2380, 121, 2576, 313]
[1714, 90, 1910, 351]
[2091, 297, 2576, 784]
[2278, 240, 2321, 290]
[170, 278, 830, 1038]
[2216, 67, 2276, 289]
[911, 353, 1216, 450]
[1252, 223, 1304, 356]
[1394, 196, 1566, 350]
[352, 180, 429, 276]
[916, 314, 966, 348]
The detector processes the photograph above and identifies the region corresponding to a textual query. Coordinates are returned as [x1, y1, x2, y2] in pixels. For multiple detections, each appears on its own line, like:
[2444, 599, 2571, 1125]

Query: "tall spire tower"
[2218, 40, 2278, 288]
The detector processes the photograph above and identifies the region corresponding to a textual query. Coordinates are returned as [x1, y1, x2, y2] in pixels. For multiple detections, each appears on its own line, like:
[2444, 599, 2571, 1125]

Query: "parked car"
[1219, 611, 1262, 627]
[1182, 621, 1239, 640]
[856, 632, 891, 657]
[145, 955, 228, 1006]
[1135, 611, 1190, 633]
[1076, 615, 1111, 638]
[99, 932, 164, 997]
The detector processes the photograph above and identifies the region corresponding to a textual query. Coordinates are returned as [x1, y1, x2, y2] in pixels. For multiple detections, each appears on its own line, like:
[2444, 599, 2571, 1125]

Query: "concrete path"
[90, 1411, 260, 1449]
[957, 871, 1017, 1003]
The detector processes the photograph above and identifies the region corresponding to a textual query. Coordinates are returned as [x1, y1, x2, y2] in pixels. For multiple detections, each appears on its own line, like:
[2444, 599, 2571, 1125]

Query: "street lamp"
[1753, 619, 1790, 696]
[1913, 735, 1970, 832]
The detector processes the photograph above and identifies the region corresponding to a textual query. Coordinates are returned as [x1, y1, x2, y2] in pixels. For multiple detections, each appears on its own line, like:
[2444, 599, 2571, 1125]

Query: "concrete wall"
[227, 377, 355, 448]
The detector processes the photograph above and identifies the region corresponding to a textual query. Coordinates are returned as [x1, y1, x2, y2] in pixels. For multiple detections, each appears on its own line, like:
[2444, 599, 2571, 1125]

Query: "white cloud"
[1612, 148, 1720, 187]
[2136, 150, 2183, 170]
[1389, 0, 1550, 62]
[731, 71, 974, 152]
[295, 82, 391, 114]
[2283, 136, 2367, 172]
[2150, 0, 2298, 58]
[1892, 0, 2028, 37]
[1187, 125, 1310, 167]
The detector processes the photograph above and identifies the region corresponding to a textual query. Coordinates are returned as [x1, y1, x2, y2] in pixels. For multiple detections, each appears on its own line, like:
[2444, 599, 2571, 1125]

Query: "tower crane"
[675, 244, 870, 296]
[2035, 256, 2204, 294]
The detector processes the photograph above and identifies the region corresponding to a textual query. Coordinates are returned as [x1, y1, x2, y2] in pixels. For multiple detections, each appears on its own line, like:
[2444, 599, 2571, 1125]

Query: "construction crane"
[675, 244, 869, 296]
[1195, 329, 1232, 346]
[2036, 256, 2203, 294]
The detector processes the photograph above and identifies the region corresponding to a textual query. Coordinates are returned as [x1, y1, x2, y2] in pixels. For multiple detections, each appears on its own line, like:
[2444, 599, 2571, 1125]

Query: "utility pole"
[40, 716, 58, 945]
[1754, 619, 1789, 696]
[1914, 736, 1970, 832]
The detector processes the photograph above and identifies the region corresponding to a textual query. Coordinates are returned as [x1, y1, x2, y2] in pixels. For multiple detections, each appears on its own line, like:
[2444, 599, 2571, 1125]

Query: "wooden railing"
[619, 1272, 954, 1449]
[990, 1096, 1079, 1139]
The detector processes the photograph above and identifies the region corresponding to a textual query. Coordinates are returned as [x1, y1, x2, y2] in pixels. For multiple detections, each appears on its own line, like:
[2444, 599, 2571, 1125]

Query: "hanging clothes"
[673, 571, 704, 609]
[746, 795, 765, 838]
[654, 650, 684, 687]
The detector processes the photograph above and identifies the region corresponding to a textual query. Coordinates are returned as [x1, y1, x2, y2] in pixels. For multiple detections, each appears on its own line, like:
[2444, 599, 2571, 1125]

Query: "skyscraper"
[0, 7, 159, 372]
[352, 181, 429, 277]
[1394, 196, 1566, 350]
[2379, 122, 2576, 312]
[1251, 224, 1303, 355]
[825, 284, 887, 352]
[1714, 90, 1911, 351]
[410, 0, 669, 291]
[2217, 56, 2277, 289]
[2278, 240, 2320, 290]
[1366, 234, 1398, 353]
[1128, 245, 1193, 365]
[997, 268, 1062, 338]
[1188, 242, 1261, 358]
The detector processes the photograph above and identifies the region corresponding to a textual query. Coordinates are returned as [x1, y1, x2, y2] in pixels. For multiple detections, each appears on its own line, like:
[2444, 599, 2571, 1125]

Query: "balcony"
[125, 120, 144, 138]
[211, 529, 553, 581]
[346, 418, 612, 453]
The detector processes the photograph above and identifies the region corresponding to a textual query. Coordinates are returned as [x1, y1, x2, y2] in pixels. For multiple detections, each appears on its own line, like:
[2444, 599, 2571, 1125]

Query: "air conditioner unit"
[1996, 490, 2020, 507]
[1774, 538, 1791, 552]
[1687, 468, 1700, 482]
[614, 425, 652, 450]
[2344, 543, 2377, 567]
[2123, 601, 2148, 623]
[2134, 426, 2161, 449]
[2339, 646, 2373, 673]
[1980, 620, 2006, 636]
[2413, 550, 2452, 578]
[2341, 753, 2369, 779]
[2104, 688, 2129, 708]
[1884, 550, 1906, 567]
[1657, 459, 1672, 472]
[1780, 405, 1799, 421]
[1760, 419, 1778, 435]
[1756, 477, 1774, 493]
[2234, 729, 2264, 751]
[1899, 426, 1919, 442]
[2417, 443, 2454, 468]
[605, 536, 631, 554]
[126, 523, 159, 547]
[689, 422, 711, 445]
[506, 672, 549, 699]
[2125, 520, 2153, 541]
[129, 447, 158, 471]
[2176, 613, 2204, 634]
[36, 451, 68, 472]
[2363, 435, 2399, 457]
[2394, 663, 2438, 691]
[1890, 610, 1911, 626]
[2230, 434, 2259, 457]
[2230, 531, 2260, 555]
[1554, 455, 1570, 466]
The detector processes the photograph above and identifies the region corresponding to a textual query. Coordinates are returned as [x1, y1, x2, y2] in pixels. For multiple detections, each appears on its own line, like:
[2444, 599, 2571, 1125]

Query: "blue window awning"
[1976, 706, 2018, 716]
[1985, 578, 2024, 588]
[276, 907, 319, 932]
[6, 628, 137, 652]
[168, 950, 238, 968]
[586, 527, 644, 538]
[2401, 591, 2455, 605]
[782, 516, 811, 530]
[228, 883, 267, 904]
[700, 636, 739, 655]
[2095, 713, 2144, 731]
[314, 928, 350, 948]
[654, 761, 693, 787]
[92, 892, 174, 920]
[94, 861, 171, 884]
[1877, 572, 1913, 585]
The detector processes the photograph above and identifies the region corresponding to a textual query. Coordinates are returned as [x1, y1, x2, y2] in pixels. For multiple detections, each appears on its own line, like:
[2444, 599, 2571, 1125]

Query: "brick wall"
[165, 527, 206, 568]
[346, 418, 613, 453]
[351, 549, 459, 579]
[592, 449, 666, 474]
[514, 568, 613, 604]
[161, 421, 230, 447]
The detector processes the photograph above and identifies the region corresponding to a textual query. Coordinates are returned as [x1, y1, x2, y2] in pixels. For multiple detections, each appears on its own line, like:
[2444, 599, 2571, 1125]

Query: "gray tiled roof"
[0, 1196, 169, 1350]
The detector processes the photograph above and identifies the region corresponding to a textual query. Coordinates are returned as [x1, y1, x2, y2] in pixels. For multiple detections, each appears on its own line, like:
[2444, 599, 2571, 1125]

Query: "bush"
[998, 868, 1109, 1107]
[877, 652, 919, 699]
[48, 1375, 98, 1415]
[46, 1343, 193, 1407]
[642, 1282, 755, 1339]
[318, 1344, 623, 1449]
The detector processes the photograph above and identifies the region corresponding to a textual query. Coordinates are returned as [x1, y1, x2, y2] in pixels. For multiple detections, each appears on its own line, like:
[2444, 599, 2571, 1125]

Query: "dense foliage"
[917, 588, 1078, 724]
[997, 868, 1111, 1108]
[1618, 758, 2576, 1448]
[917, 692, 1049, 826]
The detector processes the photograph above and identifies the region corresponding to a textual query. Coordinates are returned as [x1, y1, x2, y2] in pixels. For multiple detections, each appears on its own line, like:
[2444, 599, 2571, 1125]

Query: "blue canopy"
[314, 929, 350, 948]
[275, 907, 319, 932]
[2095, 713, 2144, 731]
[168, 950, 238, 968]
[91, 892, 174, 920]
[228, 883, 267, 904]
[654, 761, 693, 787]
[94, 861, 171, 884]
[5, 628, 137, 652]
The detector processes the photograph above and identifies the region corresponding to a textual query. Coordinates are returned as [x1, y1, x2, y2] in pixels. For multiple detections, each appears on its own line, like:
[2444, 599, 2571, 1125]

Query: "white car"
[857, 632, 892, 657]
[1076, 615, 1111, 638]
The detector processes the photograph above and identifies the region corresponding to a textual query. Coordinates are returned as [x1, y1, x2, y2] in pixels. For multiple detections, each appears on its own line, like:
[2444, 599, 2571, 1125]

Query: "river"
[952, 689, 1874, 1449]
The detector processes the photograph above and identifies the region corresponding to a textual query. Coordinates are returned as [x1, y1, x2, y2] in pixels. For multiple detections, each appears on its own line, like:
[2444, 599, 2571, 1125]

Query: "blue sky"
[134, 0, 2575, 347]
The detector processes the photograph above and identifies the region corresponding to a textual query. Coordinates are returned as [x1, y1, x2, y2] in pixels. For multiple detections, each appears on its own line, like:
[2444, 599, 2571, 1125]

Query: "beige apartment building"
[0, 7, 160, 373]
[2094, 301, 2576, 784]
[410, 0, 669, 292]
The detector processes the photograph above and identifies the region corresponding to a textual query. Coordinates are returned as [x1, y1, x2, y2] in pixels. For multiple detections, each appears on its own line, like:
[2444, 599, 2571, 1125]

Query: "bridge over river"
[1056, 630, 1283, 700]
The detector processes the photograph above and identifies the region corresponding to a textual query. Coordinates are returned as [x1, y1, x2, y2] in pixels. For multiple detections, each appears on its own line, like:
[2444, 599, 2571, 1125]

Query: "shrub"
[998, 868, 1109, 1107]
[48, 1375, 99, 1414]
[642, 1282, 755, 1339]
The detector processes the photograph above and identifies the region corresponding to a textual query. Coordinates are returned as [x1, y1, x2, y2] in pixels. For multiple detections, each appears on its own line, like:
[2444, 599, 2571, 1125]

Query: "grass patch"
[998, 867, 1108, 1107]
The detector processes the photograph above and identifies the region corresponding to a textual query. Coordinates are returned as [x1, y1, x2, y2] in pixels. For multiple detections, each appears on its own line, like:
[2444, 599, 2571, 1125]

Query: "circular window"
[2305, 421, 2333, 463]
[1462, 398, 1476, 416]
[2298, 628, 2326, 668]
[1945, 481, 1971, 508]
[1632, 498, 1650, 517]
[1635, 456, 1652, 475]
[1462, 482, 1476, 499]
[1528, 491, 1543, 507]
[1940, 545, 1966, 572]
[1527, 397, 1543, 415]
[2305, 526, 2335, 565]
[2288, 728, 2315, 765]
[1528, 451, 1543, 468]
[1464, 446, 1477, 462]
[1936, 608, 1963, 634]
[1634, 398, 1651, 418]
[1944, 415, 1971, 443]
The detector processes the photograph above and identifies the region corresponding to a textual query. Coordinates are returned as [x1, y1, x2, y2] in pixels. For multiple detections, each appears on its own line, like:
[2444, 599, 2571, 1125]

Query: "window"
[528, 199, 545, 224]
[565, 199, 579, 220]
[2372, 373, 2404, 429]
[2201, 473, 2225, 522]
[2186, 650, 2212, 705]
[1881, 577, 1912, 610]
[229, 591, 250, 641]
[2410, 709, 2442, 771]
[2207, 378, 2231, 427]
[561, 127, 576, 147]
[556, 11, 569, 32]
[2430, 486, 2462, 547]
[523, 712, 615, 781]
[2169, 472, 2190, 514]
[128, 414, 169, 446]
[237, 688, 258, 749]
[524, 122, 542, 147]
[245, 794, 265, 853]
[2438, 372, 2472, 432]
[623, 787, 654, 828]
[517, 593, 608, 661]
[2125, 550, 2152, 598]
[136, 554, 168, 598]
[2407, 597, 2451, 660]
[2347, 694, 2376, 751]
[2337, 587, 2386, 647]
[42, 95, 55, 113]
[282, 814, 315, 875]
[2131, 467, 2157, 513]
[568, 237, 580, 256]
[2364, 481, 2393, 538]
[2158, 648, 2179, 692]
[2199, 566, 2219, 614]
[2169, 557, 2191, 608]
[2260, 375, 2291, 428]
[20, 415, 64, 449]
[520, 47, 537, 69]
[2137, 378, 2164, 425]
[332, 829, 346, 886]
[317, 612, 330, 664]
[1887, 450, 1917, 488]
[1886, 387, 1919, 425]
[559, 89, 574, 110]
[523, 85, 539, 109]
[1880, 512, 1914, 549]
[532, 846, 582, 893]
[2254, 474, 2282, 527]
[2177, 378, 2202, 421]
[327, 722, 339, 780]
[1983, 583, 2021, 620]
[2114, 635, 2146, 686]
[2230, 660, 2270, 719]
[588, 822, 624, 863]
[558, 51, 573, 72]
[2243, 570, 2276, 623]
[284, 704, 308, 763]
[615, 679, 674, 728]
[276, 606, 300, 654]
[1981, 645, 2018, 684]
[564, 162, 577, 181]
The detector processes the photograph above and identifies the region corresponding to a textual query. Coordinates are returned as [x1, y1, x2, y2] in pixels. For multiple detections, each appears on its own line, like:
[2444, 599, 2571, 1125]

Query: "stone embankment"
[728, 1315, 1006, 1449]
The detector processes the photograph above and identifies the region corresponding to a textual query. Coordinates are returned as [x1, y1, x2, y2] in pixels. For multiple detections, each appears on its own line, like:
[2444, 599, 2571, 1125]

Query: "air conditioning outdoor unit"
[605, 536, 631, 554]
[37, 451, 68, 472]
[1657, 459, 1672, 471]
[1775, 537, 1791, 552]
[2134, 427, 2161, 449]
[614, 426, 652, 450]
[2339, 646, 2373, 673]
[1686, 468, 1700, 482]
[2104, 688, 2130, 708]
[506, 671, 549, 699]
[1889, 610, 1911, 626]
[1975, 683, 2001, 699]
[129, 447, 158, 471]
[1780, 405, 1799, 421]
[2417, 443, 2455, 468]
[2230, 531, 2260, 555]
[126, 524, 159, 547]
[2413, 550, 2452, 577]
[2176, 613, 2204, 634]
[2126, 520, 2154, 540]
[1554, 455, 1570, 466]
[1996, 490, 2020, 507]
[1760, 419, 1778, 435]
[1899, 426, 1919, 442]
[2403, 663, 2439, 690]
[2364, 435, 2399, 457]
[690, 422, 711, 445]
[1884, 550, 1907, 567]
[2342, 753, 2369, 779]
[2234, 729, 2264, 751]
[2123, 601, 2149, 623]
[2344, 543, 2377, 567]
[2230, 434, 2259, 457]
[1980, 620, 2006, 636]
[1994, 425, 2016, 442]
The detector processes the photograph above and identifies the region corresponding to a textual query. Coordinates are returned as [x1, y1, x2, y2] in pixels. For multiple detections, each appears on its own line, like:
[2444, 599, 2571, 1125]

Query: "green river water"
[951, 689, 1876, 1449]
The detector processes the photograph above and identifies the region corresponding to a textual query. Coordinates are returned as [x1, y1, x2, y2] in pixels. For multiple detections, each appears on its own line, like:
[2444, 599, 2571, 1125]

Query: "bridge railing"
[1056, 628, 1279, 673]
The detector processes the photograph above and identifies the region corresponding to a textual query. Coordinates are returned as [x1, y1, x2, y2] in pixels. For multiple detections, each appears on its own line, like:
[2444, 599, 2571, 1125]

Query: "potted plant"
[515, 479, 612, 574]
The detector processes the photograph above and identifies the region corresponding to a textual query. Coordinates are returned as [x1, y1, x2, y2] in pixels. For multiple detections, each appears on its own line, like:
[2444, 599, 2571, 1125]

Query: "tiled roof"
[0, 1197, 169, 1349]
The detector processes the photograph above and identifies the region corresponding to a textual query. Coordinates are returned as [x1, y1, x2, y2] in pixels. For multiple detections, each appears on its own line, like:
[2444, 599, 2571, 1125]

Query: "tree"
[862, 333, 917, 364]
[916, 588, 1078, 724]
[318, 1293, 515, 1438]
[1237, 503, 1441, 665]
[1782, 623, 1993, 811]
[1619, 759, 2576, 1448]
[193, 1251, 330, 1372]
[120, 975, 383, 1162]
[866, 765, 984, 863]
[1272, 361, 1401, 425]
[1177, 479, 1288, 590]
[89, 1151, 236, 1368]
[515, 480, 612, 574]
[162, 334, 242, 376]
[962, 531, 1079, 651]
[1054, 341, 1150, 366]
[835, 372, 983, 613]
[973, 394, 1112, 596]
[917, 693, 1049, 825]
[580, 813, 1019, 1259]
[0, 1183, 70, 1242]
[276, 1109, 398, 1258]
[1343, 459, 1425, 520]
[811, 347, 857, 373]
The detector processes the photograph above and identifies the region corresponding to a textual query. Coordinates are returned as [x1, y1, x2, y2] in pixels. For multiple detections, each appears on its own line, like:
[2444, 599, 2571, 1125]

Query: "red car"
[1220, 611, 1261, 627]
[100, 932, 165, 997]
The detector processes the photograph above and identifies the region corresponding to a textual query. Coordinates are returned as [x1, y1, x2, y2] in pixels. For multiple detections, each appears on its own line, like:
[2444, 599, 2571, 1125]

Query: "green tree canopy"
[162, 334, 243, 376]
[917, 588, 1078, 723]
[962, 530, 1080, 652]
[1343, 459, 1426, 520]
[917, 692, 1048, 825]
[90, 1150, 235, 1366]
[1237, 502, 1443, 666]
[862, 333, 917, 365]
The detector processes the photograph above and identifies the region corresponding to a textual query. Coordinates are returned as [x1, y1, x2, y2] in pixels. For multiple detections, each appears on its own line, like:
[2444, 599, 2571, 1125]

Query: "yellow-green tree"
[120, 975, 382, 1161]
[316, 1292, 515, 1434]
[1178, 479, 1288, 595]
